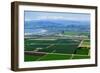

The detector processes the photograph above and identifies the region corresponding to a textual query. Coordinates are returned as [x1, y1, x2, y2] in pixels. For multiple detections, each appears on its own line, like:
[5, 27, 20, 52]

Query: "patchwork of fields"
[24, 37, 90, 62]
[24, 11, 91, 62]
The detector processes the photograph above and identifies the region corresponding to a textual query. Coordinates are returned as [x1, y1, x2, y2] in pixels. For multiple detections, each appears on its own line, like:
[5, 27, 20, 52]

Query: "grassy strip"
[39, 54, 72, 61]
[24, 54, 43, 62]
[72, 55, 90, 59]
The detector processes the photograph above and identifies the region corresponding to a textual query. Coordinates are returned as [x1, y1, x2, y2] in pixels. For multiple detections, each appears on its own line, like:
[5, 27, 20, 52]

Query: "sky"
[24, 11, 90, 22]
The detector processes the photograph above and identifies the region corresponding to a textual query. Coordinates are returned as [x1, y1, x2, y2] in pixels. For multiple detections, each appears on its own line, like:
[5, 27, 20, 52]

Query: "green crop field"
[37, 54, 72, 61]
[64, 32, 90, 36]
[24, 37, 90, 62]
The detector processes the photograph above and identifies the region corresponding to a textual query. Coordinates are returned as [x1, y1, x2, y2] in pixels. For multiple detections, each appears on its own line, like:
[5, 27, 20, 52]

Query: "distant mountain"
[24, 20, 90, 35]
[25, 20, 89, 28]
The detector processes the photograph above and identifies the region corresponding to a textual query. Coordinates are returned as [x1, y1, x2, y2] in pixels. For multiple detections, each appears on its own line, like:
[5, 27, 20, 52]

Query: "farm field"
[24, 37, 90, 62]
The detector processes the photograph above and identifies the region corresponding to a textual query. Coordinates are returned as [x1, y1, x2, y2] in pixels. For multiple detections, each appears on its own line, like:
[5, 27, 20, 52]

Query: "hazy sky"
[24, 11, 90, 22]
